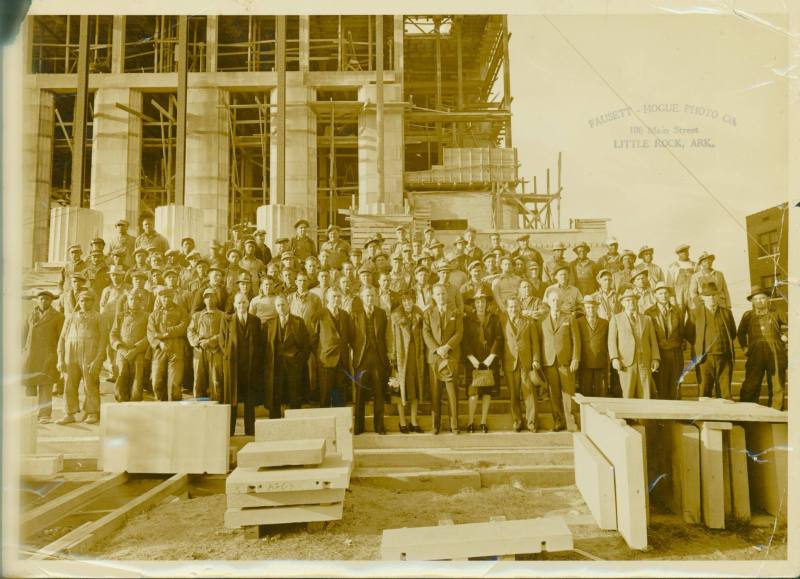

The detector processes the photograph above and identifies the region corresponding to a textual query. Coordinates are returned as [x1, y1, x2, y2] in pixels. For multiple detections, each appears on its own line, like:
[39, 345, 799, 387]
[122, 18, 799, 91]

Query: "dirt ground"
[84, 483, 787, 561]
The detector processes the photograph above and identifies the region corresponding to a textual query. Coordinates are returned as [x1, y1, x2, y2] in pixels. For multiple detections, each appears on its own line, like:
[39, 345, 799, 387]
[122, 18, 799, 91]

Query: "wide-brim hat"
[202, 288, 218, 298]
[595, 268, 612, 281]
[180, 237, 195, 244]
[424, 227, 435, 234]
[327, 224, 341, 233]
[638, 245, 654, 258]
[108, 265, 126, 276]
[242, 236, 256, 246]
[163, 268, 179, 278]
[621, 249, 636, 260]
[573, 241, 590, 253]
[653, 281, 671, 293]
[394, 225, 408, 232]
[605, 236, 618, 246]
[620, 288, 639, 301]
[552, 241, 566, 251]
[226, 247, 242, 257]
[364, 237, 380, 248]
[467, 260, 482, 272]
[747, 285, 770, 301]
[630, 266, 649, 281]
[414, 265, 428, 275]
[293, 219, 310, 228]
[35, 289, 56, 299]
[697, 251, 715, 264]
[675, 244, 690, 254]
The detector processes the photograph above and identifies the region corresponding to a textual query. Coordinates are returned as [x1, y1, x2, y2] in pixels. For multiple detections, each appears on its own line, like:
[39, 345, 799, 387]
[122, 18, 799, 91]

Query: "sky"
[506, 13, 789, 317]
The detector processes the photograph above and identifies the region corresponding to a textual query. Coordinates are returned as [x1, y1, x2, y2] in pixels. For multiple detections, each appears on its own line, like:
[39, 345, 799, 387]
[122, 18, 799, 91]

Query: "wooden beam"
[21, 473, 129, 537]
[114, 102, 156, 123]
[501, 15, 512, 147]
[574, 432, 616, 530]
[376, 14, 384, 204]
[275, 15, 286, 205]
[727, 425, 751, 523]
[667, 422, 701, 524]
[70, 15, 90, 207]
[31, 474, 187, 559]
[698, 421, 732, 529]
[174, 15, 188, 205]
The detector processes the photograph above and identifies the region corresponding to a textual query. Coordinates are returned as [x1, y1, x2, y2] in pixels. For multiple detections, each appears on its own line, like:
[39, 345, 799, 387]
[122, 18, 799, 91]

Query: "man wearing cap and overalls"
[187, 288, 228, 402]
[57, 289, 107, 424]
[108, 219, 136, 268]
[737, 286, 788, 410]
[544, 242, 571, 284]
[289, 219, 317, 261]
[613, 249, 636, 291]
[135, 214, 169, 255]
[100, 265, 129, 381]
[511, 233, 544, 270]
[22, 290, 64, 423]
[637, 245, 664, 287]
[666, 244, 696, 309]
[597, 237, 623, 274]
[110, 289, 150, 402]
[59, 244, 86, 290]
[148, 286, 189, 401]
[320, 224, 350, 269]
[570, 241, 598, 296]
[688, 252, 731, 309]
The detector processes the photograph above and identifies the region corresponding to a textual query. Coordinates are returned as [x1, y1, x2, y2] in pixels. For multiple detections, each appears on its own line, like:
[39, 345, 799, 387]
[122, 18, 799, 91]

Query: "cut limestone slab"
[381, 516, 573, 561]
[573, 432, 616, 530]
[226, 455, 351, 494]
[21, 454, 64, 478]
[21, 396, 39, 455]
[224, 502, 344, 528]
[698, 421, 732, 530]
[667, 422, 701, 524]
[744, 422, 788, 523]
[237, 439, 326, 469]
[227, 488, 345, 509]
[255, 417, 337, 456]
[285, 407, 354, 462]
[727, 425, 751, 523]
[99, 402, 230, 474]
[581, 404, 647, 550]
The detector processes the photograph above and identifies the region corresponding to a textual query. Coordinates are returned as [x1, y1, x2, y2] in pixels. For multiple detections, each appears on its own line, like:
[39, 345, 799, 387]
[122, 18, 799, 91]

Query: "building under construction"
[22, 14, 607, 266]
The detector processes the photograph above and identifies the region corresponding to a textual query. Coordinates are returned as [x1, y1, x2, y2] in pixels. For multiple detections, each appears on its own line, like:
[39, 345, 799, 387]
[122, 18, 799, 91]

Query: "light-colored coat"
[608, 312, 660, 368]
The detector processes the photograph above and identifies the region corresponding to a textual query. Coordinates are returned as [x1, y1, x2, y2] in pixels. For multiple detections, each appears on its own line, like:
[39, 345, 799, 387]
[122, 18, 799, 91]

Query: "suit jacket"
[261, 314, 310, 408]
[608, 312, 660, 367]
[224, 313, 261, 407]
[644, 303, 686, 350]
[314, 308, 351, 369]
[501, 314, 539, 371]
[577, 316, 609, 369]
[351, 306, 390, 371]
[538, 313, 580, 367]
[685, 305, 736, 361]
[22, 306, 64, 385]
[422, 306, 464, 368]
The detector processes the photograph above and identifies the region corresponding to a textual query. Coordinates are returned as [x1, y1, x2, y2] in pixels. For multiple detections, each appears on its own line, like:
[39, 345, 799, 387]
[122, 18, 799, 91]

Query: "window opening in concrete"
[309, 16, 394, 72]
[124, 16, 206, 73]
[32, 15, 113, 74]
[50, 91, 95, 207]
[225, 91, 271, 228]
[217, 16, 299, 72]
[139, 91, 177, 215]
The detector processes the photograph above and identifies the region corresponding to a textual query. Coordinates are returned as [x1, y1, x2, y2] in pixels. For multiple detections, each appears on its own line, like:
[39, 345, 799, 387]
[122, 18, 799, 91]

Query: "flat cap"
[516, 234, 530, 242]
[280, 251, 294, 261]
[606, 236, 619, 246]
[595, 268, 612, 281]
[551, 241, 566, 251]
[68, 244, 82, 253]
[36, 289, 56, 299]
[468, 260, 482, 271]
[77, 289, 96, 301]
[90, 237, 105, 246]
[653, 281, 671, 293]
[327, 224, 341, 233]
[620, 288, 639, 301]
[115, 219, 129, 227]
[202, 287, 218, 298]
[180, 236, 195, 244]
[293, 218, 310, 228]
[275, 237, 289, 244]
[675, 244, 690, 254]
[108, 265, 126, 276]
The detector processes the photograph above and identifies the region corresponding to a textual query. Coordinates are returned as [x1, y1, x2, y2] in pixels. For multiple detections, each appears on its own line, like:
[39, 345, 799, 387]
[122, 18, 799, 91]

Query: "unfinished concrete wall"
[185, 86, 229, 244]
[23, 88, 53, 266]
[90, 88, 142, 240]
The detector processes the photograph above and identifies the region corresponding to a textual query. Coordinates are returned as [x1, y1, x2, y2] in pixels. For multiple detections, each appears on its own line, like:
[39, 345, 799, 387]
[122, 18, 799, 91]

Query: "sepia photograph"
[2, 0, 797, 576]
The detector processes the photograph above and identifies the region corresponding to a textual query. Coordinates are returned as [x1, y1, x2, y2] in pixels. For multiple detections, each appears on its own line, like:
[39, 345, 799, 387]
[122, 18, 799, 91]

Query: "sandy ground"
[84, 483, 786, 561]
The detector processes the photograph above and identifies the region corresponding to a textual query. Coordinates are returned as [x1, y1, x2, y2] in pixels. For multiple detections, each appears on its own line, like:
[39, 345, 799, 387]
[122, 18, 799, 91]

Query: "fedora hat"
[747, 285, 769, 301]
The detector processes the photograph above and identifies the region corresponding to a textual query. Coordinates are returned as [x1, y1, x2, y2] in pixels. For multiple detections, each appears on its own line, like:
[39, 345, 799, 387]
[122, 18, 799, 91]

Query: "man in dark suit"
[608, 288, 661, 399]
[351, 286, 390, 435]
[577, 295, 610, 397]
[263, 294, 310, 417]
[644, 282, 687, 400]
[538, 291, 581, 431]
[225, 293, 262, 435]
[685, 281, 737, 400]
[502, 296, 541, 432]
[314, 288, 352, 407]
[22, 290, 64, 423]
[423, 283, 464, 434]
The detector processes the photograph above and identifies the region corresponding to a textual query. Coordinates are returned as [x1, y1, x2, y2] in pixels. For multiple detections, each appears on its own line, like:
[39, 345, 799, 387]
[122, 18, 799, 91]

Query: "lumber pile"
[225, 408, 354, 534]
[573, 395, 788, 550]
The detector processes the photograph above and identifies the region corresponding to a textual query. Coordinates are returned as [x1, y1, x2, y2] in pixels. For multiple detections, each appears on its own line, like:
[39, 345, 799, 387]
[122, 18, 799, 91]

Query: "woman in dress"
[387, 291, 426, 433]
[462, 288, 503, 432]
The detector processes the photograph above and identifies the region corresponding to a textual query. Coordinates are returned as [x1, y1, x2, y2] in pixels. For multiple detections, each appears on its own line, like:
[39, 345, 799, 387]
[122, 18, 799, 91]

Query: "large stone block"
[48, 207, 104, 262]
[284, 407, 353, 462]
[224, 501, 343, 528]
[155, 204, 210, 254]
[237, 439, 326, 469]
[226, 455, 351, 494]
[254, 416, 337, 455]
[226, 488, 345, 509]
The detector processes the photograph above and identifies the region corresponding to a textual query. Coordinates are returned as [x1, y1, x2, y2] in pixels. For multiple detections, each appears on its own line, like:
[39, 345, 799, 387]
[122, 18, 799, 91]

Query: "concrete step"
[365, 413, 557, 433]
[353, 430, 572, 449]
[353, 464, 575, 492]
[354, 447, 574, 469]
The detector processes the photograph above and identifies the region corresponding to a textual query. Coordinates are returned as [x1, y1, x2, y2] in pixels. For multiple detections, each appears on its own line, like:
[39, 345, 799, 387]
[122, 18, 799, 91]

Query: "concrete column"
[269, 72, 317, 223]
[206, 16, 218, 73]
[48, 206, 104, 263]
[256, 204, 311, 250]
[299, 16, 310, 73]
[393, 15, 403, 75]
[184, 86, 229, 243]
[155, 204, 208, 251]
[111, 16, 125, 74]
[358, 83, 404, 215]
[23, 89, 54, 266]
[89, 88, 141, 241]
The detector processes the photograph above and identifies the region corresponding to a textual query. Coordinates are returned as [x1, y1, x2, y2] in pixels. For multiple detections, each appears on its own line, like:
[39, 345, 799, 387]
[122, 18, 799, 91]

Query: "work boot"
[83, 414, 99, 424]
[56, 413, 75, 425]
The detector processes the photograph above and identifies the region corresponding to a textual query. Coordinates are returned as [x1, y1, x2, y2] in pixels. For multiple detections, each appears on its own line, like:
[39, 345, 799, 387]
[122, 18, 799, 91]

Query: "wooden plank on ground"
[255, 416, 338, 456]
[581, 404, 647, 550]
[237, 439, 326, 469]
[667, 422, 701, 524]
[285, 407, 354, 462]
[727, 425, 751, 523]
[380, 516, 573, 561]
[573, 432, 616, 530]
[227, 488, 345, 509]
[21, 472, 129, 537]
[224, 502, 344, 528]
[31, 473, 187, 558]
[744, 422, 788, 523]
[226, 455, 351, 494]
[630, 424, 649, 526]
[698, 421, 732, 529]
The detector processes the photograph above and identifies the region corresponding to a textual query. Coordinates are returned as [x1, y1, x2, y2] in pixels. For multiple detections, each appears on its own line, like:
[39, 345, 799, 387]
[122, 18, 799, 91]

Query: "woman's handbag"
[471, 368, 495, 388]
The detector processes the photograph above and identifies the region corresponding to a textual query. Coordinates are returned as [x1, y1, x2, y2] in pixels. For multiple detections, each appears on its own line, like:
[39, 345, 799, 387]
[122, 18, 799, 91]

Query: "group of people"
[21, 213, 789, 437]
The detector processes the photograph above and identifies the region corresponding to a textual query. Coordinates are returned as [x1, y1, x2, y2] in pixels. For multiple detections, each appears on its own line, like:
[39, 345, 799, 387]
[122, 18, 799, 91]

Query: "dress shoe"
[513, 421, 522, 432]
[399, 425, 408, 434]
[528, 423, 539, 433]
[480, 423, 489, 433]
[56, 414, 75, 425]
[552, 424, 566, 432]
[432, 427, 440, 435]
[376, 428, 387, 435]
[467, 424, 475, 433]
[411, 424, 423, 433]
[84, 414, 99, 424]
[38, 417, 51, 424]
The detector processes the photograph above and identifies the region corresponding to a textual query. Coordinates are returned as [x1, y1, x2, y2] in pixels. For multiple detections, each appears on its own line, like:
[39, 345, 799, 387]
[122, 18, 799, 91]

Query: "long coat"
[351, 307, 390, 372]
[262, 314, 310, 408]
[422, 305, 463, 380]
[685, 305, 736, 363]
[577, 316, 609, 369]
[22, 306, 64, 385]
[223, 313, 261, 408]
[314, 308, 352, 369]
[387, 307, 426, 399]
[463, 311, 504, 394]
